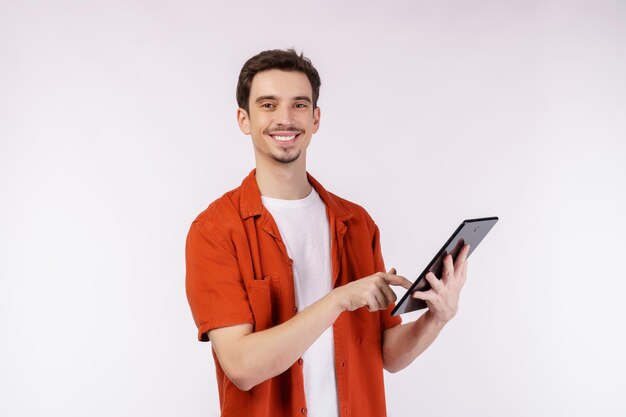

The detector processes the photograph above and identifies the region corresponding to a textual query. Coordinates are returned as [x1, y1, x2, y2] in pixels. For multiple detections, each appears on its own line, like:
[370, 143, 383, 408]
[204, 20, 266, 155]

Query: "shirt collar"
[239, 169, 353, 222]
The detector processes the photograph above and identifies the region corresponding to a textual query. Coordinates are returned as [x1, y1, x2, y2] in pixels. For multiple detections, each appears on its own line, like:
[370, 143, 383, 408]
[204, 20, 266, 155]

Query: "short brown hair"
[236, 48, 321, 113]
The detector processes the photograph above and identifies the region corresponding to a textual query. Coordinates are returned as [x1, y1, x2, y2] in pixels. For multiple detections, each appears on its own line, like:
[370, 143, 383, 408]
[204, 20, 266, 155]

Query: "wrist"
[424, 310, 449, 329]
[327, 288, 348, 313]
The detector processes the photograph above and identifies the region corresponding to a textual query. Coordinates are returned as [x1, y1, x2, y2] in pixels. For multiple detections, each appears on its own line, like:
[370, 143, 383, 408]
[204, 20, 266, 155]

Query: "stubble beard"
[271, 150, 301, 164]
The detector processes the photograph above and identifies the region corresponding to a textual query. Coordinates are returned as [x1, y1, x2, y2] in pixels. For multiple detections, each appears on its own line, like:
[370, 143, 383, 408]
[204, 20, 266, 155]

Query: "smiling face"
[237, 69, 320, 167]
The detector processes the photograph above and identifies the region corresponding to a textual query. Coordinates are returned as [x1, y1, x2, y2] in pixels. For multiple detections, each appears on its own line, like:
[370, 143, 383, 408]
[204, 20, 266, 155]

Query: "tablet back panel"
[392, 217, 498, 316]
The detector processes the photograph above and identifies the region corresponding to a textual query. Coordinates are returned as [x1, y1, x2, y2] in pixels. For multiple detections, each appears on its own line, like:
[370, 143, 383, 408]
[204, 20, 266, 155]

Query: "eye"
[294, 103, 308, 109]
[261, 103, 275, 109]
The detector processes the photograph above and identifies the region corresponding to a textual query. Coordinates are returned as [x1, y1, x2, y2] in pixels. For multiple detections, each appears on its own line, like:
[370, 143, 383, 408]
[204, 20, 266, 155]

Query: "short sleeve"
[185, 220, 254, 341]
[371, 223, 402, 330]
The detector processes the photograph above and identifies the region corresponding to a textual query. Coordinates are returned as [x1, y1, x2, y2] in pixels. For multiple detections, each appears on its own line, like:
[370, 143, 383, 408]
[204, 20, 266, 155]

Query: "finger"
[454, 244, 470, 272]
[383, 273, 413, 290]
[442, 254, 454, 283]
[363, 288, 383, 311]
[367, 293, 384, 311]
[412, 290, 435, 301]
[379, 282, 398, 305]
[460, 260, 468, 286]
[387, 267, 397, 275]
[375, 289, 388, 310]
[424, 272, 443, 293]
[354, 296, 368, 310]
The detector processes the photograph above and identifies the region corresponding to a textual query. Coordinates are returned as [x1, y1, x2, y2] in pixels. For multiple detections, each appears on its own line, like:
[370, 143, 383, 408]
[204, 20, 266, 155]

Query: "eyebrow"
[293, 96, 312, 103]
[254, 95, 312, 104]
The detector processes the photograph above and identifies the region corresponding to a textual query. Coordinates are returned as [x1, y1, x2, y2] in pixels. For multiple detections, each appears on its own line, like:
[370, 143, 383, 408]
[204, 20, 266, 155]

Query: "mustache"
[264, 126, 302, 134]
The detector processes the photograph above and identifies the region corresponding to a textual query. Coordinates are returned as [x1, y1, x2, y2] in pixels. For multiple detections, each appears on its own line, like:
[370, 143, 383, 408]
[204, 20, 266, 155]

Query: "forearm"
[236, 291, 343, 390]
[382, 310, 447, 373]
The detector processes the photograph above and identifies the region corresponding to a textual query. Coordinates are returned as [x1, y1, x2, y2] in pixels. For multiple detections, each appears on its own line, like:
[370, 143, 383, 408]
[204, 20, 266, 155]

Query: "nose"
[274, 104, 294, 126]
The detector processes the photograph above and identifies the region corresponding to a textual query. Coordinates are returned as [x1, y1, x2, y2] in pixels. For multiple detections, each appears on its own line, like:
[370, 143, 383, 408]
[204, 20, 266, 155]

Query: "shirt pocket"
[349, 308, 382, 346]
[247, 275, 282, 332]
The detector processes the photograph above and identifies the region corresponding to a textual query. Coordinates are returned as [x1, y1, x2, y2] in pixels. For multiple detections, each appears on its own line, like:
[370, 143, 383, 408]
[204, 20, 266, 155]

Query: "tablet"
[391, 217, 498, 316]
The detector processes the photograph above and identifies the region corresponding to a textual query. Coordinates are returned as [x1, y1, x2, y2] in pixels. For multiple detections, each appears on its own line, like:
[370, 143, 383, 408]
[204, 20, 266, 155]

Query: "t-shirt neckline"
[261, 188, 320, 209]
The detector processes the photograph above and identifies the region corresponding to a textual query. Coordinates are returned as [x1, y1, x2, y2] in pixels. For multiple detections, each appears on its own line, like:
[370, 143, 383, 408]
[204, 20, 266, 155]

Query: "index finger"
[382, 273, 413, 290]
[454, 244, 471, 270]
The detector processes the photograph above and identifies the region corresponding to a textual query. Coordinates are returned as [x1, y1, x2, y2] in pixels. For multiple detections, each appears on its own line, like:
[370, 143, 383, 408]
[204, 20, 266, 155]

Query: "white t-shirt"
[261, 188, 339, 417]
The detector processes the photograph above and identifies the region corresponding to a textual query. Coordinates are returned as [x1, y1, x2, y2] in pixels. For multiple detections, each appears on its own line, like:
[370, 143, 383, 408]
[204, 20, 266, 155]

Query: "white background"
[1, 1, 625, 416]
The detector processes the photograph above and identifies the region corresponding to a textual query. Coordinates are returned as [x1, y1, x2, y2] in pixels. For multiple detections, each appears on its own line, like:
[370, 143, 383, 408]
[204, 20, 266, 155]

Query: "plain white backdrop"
[1, 1, 625, 416]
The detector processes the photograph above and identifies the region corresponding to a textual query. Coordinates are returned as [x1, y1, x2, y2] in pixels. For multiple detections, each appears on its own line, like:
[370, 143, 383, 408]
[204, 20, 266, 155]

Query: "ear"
[237, 108, 251, 135]
[312, 106, 321, 134]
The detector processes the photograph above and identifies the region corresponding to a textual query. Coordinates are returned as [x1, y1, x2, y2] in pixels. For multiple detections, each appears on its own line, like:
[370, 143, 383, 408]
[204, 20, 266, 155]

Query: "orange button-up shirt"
[186, 170, 402, 417]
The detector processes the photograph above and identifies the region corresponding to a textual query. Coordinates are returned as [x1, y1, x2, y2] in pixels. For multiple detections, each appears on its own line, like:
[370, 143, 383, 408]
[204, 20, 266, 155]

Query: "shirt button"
[298, 358, 303, 365]
[288, 259, 294, 266]
[293, 306, 298, 313]
[342, 360, 346, 368]
[301, 407, 307, 415]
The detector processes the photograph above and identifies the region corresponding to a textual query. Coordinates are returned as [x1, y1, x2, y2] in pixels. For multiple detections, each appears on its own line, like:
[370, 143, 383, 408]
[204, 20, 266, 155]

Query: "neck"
[254, 156, 312, 200]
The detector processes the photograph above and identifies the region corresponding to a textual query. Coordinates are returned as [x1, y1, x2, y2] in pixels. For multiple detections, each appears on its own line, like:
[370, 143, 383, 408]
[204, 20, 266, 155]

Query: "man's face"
[237, 69, 320, 166]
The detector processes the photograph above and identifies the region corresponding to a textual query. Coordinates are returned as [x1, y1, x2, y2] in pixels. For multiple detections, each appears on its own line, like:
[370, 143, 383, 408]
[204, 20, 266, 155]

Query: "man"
[185, 49, 469, 417]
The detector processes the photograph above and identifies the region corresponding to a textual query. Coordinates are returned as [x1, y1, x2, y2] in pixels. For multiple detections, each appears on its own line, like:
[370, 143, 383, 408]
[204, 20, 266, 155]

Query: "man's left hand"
[412, 243, 470, 323]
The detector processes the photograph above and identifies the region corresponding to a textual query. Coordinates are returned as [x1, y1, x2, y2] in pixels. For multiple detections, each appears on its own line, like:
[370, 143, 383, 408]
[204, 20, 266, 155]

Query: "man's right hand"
[209, 269, 412, 391]
[331, 269, 413, 312]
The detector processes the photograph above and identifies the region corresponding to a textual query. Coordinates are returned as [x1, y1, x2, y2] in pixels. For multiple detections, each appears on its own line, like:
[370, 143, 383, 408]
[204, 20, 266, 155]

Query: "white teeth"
[273, 135, 296, 142]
